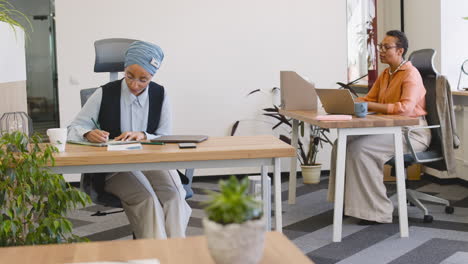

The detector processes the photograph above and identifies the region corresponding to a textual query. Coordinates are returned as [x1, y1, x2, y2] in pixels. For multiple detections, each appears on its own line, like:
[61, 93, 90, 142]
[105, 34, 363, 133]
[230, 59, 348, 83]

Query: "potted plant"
[298, 125, 332, 184]
[0, 0, 32, 35]
[0, 131, 90, 246]
[202, 176, 265, 264]
[232, 102, 332, 184]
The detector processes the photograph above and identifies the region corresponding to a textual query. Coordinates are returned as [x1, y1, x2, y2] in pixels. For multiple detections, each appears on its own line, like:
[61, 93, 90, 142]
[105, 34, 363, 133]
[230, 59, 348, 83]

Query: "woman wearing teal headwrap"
[68, 41, 191, 239]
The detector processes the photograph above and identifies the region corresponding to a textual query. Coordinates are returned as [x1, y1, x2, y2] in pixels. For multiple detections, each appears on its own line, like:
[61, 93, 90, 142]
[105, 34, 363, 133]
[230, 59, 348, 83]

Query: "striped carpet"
[67, 175, 468, 264]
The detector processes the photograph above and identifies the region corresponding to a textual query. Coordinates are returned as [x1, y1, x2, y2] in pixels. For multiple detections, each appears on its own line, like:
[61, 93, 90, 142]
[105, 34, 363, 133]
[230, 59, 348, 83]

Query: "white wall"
[404, 0, 442, 72]
[0, 22, 28, 114]
[0, 22, 26, 83]
[55, 0, 347, 173]
[441, 0, 468, 89]
[404, 0, 468, 89]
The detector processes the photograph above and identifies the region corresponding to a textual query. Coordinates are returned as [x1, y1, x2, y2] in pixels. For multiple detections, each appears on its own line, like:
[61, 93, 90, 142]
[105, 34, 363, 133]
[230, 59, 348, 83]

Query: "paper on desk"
[107, 143, 142, 151]
[69, 259, 160, 264]
[315, 115, 352, 121]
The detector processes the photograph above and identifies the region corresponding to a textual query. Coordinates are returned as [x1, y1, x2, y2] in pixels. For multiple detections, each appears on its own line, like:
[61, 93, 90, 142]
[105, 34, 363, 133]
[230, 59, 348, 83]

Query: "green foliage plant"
[231, 88, 332, 167]
[303, 125, 332, 166]
[203, 176, 262, 225]
[0, 131, 90, 246]
[233, 103, 332, 166]
[0, 0, 32, 37]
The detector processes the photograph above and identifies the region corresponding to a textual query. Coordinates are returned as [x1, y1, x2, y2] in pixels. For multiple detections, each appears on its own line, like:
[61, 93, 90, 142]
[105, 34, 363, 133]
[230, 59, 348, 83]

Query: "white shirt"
[68, 79, 172, 141]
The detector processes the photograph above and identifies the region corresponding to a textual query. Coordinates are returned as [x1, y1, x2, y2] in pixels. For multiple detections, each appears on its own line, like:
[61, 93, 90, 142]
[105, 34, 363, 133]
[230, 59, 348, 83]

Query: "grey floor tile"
[68, 178, 468, 264]
[68, 218, 94, 228]
[390, 238, 468, 264]
[440, 251, 468, 264]
[309, 223, 400, 262]
[336, 226, 468, 264]
[86, 224, 132, 241]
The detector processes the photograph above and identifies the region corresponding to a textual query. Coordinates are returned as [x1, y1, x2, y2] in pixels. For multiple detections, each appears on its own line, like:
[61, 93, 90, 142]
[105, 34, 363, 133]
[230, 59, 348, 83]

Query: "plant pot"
[301, 164, 322, 184]
[203, 217, 266, 264]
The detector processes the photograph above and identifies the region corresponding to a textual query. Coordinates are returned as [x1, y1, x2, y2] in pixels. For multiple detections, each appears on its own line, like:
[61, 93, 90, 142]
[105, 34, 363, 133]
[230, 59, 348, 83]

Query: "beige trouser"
[327, 118, 431, 223]
[105, 170, 192, 239]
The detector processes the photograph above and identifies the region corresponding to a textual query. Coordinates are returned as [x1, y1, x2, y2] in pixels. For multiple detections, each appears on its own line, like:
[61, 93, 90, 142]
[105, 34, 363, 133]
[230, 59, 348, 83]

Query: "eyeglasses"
[125, 72, 151, 84]
[377, 43, 399, 52]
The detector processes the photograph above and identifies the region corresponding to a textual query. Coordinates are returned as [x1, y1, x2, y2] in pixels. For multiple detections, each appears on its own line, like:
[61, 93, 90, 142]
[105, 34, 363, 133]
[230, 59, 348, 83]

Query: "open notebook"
[67, 139, 139, 147]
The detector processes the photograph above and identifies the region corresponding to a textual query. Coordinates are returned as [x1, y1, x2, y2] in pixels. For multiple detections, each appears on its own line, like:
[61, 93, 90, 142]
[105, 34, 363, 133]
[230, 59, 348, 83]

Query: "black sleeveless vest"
[98, 79, 165, 139]
[84, 80, 165, 205]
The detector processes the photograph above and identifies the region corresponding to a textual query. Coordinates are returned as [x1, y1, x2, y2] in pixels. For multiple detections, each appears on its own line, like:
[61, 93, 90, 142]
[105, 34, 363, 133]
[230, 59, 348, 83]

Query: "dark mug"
[354, 102, 368, 118]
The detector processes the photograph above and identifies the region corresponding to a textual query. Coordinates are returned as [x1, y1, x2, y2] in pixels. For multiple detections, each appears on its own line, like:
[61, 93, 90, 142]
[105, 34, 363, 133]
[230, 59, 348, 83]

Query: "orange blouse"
[360, 61, 427, 117]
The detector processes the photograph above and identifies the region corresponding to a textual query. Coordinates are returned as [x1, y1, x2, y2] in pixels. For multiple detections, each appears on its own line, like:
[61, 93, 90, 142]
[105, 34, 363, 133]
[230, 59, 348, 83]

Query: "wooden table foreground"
[0, 232, 314, 264]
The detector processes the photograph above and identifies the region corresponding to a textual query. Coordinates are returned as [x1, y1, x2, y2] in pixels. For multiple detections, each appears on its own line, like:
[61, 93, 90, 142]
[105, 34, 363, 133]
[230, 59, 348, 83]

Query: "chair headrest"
[408, 49, 438, 76]
[94, 38, 138, 73]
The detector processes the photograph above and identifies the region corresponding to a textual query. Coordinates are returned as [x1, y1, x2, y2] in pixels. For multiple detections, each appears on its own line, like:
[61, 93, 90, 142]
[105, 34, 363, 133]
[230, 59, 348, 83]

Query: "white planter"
[301, 164, 322, 184]
[203, 217, 266, 264]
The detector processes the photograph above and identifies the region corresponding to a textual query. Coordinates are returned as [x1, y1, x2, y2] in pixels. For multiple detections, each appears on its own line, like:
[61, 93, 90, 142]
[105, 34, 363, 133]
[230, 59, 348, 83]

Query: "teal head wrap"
[124, 41, 164, 75]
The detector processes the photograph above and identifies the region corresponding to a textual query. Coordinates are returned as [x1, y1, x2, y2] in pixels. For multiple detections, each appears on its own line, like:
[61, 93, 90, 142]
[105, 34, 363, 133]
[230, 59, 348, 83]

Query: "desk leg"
[333, 129, 347, 242]
[393, 128, 409, 238]
[288, 119, 299, 204]
[261, 165, 271, 231]
[274, 157, 282, 232]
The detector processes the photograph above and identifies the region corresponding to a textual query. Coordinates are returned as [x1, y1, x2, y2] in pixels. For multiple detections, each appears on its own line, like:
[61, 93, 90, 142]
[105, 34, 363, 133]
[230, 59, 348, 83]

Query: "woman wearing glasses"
[68, 41, 191, 239]
[328, 30, 431, 225]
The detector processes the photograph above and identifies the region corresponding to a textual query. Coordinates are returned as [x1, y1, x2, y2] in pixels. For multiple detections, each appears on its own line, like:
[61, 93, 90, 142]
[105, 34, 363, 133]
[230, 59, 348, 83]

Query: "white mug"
[47, 128, 67, 152]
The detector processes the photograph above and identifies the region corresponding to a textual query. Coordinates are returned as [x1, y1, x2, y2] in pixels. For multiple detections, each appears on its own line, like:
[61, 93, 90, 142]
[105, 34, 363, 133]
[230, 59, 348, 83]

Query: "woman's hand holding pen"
[84, 129, 110, 143]
[86, 117, 109, 142]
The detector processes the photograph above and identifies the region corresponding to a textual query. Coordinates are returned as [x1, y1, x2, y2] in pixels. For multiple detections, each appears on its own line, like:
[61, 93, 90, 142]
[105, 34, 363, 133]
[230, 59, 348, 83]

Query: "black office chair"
[80, 38, 195, 217]
[386, 49, 455, 223]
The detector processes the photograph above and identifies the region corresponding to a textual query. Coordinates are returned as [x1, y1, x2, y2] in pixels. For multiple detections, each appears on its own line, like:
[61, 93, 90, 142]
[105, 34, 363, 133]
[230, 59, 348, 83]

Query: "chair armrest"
[404, 125, 442, 163]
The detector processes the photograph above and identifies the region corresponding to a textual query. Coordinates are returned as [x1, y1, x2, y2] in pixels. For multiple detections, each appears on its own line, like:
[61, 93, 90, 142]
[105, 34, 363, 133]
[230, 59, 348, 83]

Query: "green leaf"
[203, 176, 262, 225]
[0, 131, 90, 246]
[53, 220, 60, 230]
[3, 220, 11, 233]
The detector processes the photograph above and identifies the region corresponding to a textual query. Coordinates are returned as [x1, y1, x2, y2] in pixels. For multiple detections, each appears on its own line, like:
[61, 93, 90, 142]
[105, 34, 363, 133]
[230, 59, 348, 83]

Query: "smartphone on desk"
[179, 143, 197, 149]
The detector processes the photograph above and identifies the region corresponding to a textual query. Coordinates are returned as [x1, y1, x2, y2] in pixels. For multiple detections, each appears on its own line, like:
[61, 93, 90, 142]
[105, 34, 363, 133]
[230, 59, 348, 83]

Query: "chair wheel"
[445, 206, 454, 214]
[409, 202, 415, 207]
[423, 215, 433, 223]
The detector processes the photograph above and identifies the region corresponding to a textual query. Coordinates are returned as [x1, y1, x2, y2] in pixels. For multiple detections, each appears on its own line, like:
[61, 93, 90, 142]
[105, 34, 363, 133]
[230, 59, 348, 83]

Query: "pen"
[91, 118, 101, 130]
[140, 142, 165, 145]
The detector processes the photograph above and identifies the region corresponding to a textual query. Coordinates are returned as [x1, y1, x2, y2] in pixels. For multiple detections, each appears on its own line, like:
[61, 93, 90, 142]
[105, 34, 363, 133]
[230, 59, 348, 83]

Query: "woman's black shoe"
[357, 219, 382, 226]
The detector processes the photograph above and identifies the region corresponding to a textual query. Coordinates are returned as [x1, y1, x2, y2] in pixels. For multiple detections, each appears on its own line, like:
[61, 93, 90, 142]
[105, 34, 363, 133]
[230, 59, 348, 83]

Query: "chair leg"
[406, 189, 453, 223]
[406, 189, 429, 216]
[91, 209, 124, 216]
[183, 168, 194, 199]
[409, 190, 450, 206]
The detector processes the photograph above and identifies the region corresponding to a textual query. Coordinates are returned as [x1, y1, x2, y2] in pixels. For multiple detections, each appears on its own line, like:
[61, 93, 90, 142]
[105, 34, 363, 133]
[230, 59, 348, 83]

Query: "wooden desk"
[451, 90, 468, 97]
[0, 232, 314, 264]
[50, 135, 295, 232]
[279, 110, 419, 242]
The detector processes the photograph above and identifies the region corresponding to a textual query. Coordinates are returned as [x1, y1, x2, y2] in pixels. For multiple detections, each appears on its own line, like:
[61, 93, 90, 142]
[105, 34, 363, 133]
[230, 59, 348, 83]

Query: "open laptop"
[150, 135, 208, 143]
[315, 88, 356, 115]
